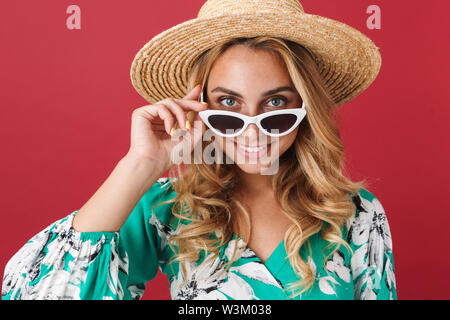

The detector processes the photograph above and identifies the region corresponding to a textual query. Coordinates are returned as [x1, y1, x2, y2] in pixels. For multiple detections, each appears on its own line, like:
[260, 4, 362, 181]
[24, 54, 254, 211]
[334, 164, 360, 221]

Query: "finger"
[136, 104, 175, 135]
[189, 112, 207, 148]
[134, 104, 165, 120]
[173, 97, 208, 112]
[150, 123, 166, 130]
[162, 99, 190, 131]
[155, 105, 175, 135]
[183, 84, 202, 100]
[172, 114, 204, 163]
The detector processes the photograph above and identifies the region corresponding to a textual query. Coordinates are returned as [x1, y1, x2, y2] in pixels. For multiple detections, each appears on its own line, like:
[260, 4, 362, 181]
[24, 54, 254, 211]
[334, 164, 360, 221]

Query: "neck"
[236, 169, 274, 198]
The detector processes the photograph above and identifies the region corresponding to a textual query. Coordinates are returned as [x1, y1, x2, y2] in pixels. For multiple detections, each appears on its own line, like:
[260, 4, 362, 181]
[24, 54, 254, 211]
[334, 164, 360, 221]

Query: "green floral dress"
[2, 178, 397, 300]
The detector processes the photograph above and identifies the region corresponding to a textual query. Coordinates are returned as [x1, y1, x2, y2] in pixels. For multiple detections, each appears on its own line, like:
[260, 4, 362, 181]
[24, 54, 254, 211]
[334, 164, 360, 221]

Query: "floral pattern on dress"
[347, 191, 397, 299]
[2, 180, 397, 300]
[169, 237, 284, 300]
[2, 214, 128, 300]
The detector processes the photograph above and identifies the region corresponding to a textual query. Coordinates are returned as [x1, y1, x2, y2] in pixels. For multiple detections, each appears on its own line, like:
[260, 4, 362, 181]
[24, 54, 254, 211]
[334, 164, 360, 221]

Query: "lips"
[234, 142, 270, 159]
[238, 145, 265, 153]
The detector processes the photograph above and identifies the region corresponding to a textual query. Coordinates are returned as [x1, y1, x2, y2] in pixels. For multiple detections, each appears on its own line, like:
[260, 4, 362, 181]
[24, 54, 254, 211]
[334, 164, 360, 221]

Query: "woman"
[2, 0, 397, 300]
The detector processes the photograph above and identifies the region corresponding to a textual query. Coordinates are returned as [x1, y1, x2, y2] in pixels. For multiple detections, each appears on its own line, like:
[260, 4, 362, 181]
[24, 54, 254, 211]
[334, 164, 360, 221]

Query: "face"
[204, 45, 303, 175]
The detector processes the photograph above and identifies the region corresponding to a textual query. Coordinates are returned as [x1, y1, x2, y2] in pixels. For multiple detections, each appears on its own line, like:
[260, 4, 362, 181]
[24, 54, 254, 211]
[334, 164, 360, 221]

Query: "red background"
[1, 0, 449, 300]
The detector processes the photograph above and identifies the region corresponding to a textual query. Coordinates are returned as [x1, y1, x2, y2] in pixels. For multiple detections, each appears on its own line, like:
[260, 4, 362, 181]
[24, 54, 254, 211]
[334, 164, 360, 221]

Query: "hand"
[125, 84, 208, 173]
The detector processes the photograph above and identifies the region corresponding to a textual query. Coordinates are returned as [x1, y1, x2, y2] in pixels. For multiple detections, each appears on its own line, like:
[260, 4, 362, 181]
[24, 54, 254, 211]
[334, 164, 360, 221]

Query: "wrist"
[121, 152, 167, 178]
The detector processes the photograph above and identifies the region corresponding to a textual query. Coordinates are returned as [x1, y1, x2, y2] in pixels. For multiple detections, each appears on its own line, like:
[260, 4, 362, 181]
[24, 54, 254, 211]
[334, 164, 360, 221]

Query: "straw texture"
[130, 0, 381, 108]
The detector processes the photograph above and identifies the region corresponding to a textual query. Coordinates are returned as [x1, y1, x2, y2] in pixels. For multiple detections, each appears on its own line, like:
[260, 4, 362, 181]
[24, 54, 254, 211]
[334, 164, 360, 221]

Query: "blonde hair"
[157, 36, 367, 298]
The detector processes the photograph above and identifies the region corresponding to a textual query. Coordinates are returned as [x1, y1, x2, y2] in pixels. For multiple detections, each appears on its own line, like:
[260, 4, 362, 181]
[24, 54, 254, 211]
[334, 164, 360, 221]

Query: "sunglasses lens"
[208, 115, 245, 135]
[260, 114, 298, 134]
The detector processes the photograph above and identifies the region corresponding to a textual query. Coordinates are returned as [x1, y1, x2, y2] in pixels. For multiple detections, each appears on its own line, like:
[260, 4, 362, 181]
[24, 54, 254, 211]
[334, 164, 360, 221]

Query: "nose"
[237, 123, 261, 146]
[236, 106, 263, 144]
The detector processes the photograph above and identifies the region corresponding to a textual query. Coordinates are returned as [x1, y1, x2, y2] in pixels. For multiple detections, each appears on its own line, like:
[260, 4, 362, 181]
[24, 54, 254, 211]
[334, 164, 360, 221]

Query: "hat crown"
[198, 0, 304, 18]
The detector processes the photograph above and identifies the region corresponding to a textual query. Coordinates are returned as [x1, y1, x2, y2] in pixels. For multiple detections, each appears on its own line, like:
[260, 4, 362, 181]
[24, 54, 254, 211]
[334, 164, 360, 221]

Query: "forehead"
[208, 45, 292, 86]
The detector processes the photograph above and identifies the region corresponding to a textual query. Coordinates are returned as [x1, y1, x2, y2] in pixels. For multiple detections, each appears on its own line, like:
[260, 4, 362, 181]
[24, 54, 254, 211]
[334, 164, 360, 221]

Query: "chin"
[222, 140, 284, 175]
[213, 131, 298, 175]
[235, 162, 279, 175]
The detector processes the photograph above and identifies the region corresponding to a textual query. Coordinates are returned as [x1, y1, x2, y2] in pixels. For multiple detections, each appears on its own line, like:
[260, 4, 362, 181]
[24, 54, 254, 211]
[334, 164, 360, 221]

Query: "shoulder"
[346, 188, 393, 248]
[346, 188, 394, 271]
[345, 188, 397, 299]
[123, 177, 178, 238]
[120, 177, 180, 263]
[139, 177, 178, 227]
[143, 177, 176, 202]
[143, 177, 176, 198]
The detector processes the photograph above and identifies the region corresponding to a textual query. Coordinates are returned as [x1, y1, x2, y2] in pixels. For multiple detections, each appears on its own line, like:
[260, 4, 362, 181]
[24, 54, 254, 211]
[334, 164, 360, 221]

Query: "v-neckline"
[232, 232, 288, 275]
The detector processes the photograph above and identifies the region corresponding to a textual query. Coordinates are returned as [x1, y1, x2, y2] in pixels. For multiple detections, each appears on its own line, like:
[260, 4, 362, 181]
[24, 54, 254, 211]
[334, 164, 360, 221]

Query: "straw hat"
[130, 0, 381, 108]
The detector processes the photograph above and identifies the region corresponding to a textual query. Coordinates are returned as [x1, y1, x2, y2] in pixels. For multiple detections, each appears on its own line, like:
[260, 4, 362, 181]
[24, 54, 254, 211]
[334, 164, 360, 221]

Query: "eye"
[267, 97, 287, 108]
[218, 96, 288, 108]
[219, 97, 238, 108]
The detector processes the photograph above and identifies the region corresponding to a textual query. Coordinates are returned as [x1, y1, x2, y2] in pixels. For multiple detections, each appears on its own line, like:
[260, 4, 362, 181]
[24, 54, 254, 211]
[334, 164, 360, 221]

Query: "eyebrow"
[211, 86, 296, 98]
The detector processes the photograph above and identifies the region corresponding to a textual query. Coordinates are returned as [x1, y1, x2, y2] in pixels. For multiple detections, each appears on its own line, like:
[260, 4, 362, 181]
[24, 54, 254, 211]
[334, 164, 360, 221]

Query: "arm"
[72, 154, 165, 232]
[2, 87, 206, 300]
[2, 178, 177, 300]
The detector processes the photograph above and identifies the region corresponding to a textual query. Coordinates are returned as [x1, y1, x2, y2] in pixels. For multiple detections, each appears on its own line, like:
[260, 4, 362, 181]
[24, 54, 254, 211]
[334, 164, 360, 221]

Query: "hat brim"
[130, 12, 381, 107]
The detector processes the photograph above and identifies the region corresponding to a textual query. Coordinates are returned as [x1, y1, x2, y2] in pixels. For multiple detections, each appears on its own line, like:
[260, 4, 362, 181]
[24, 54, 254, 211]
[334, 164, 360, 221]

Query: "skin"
[204, 45, 304, 262]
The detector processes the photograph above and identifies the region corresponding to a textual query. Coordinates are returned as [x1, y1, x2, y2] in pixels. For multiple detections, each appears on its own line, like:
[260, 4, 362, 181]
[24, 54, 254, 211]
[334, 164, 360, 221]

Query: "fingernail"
[170, 127, 175, 136]
[200, 102, 208, 105]
[186, 120, 191, 131]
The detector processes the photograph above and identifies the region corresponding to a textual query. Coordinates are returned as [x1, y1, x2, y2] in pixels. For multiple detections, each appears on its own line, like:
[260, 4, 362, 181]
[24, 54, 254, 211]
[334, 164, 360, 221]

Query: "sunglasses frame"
[198, 104, 306, 137]
[197, 83, 307, 138]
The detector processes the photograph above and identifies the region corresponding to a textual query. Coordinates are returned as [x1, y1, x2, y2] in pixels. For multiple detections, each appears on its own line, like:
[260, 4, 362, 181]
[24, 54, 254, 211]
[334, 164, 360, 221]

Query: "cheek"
[212, 136, 230, 153]
[272, 128, 298, 155]
[222, 137, 236, 155]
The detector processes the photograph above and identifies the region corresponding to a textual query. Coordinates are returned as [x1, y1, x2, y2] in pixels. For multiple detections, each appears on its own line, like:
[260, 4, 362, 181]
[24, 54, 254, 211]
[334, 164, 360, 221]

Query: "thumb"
[183, 84, 202, 100]
[191, 112, 206, 143]
[187, 113, 206, 157]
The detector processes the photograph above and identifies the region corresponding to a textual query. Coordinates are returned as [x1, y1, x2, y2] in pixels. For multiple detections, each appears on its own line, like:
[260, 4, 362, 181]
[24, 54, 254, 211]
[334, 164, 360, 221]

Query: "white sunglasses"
[197, 86, 307, 138]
